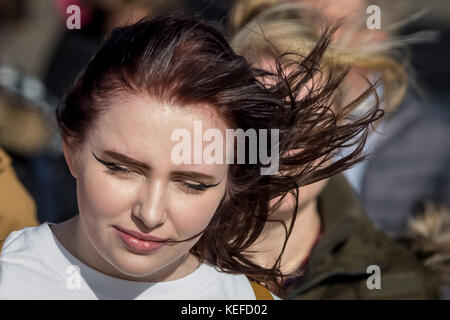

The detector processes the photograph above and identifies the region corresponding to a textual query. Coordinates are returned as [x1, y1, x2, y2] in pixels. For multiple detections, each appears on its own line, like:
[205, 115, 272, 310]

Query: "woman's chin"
[106, 255, 162, 281]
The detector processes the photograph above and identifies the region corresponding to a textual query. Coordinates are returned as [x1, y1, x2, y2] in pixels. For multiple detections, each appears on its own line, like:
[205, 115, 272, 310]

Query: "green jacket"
[285, 174, 440, 299]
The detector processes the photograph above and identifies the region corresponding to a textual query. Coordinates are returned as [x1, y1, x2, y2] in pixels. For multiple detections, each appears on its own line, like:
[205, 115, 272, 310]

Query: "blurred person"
[0, 0, 61, 77]
[0, 63, 70, 225]
[229, 1, 441, 299]
[0, 84, 42, 248]
[0, 0, 62, 229]
[230, 0, 450, 237]
[0, 147, 39, 253]
[0, 14, 377, 299]
[400, 203, 450, 299]
[46, 0, 186, 100]
[0, 82, 53, 156]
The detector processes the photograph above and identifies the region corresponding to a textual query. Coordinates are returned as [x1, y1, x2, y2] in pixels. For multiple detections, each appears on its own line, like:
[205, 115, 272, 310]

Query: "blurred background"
[0, 0, 449, 233]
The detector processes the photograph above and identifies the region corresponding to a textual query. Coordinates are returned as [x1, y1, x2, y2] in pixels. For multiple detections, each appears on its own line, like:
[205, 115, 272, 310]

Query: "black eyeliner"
[93, 151, 221, 188]
[92, 152, 111, 166]
[188, 181, 221, 190]
[92, 152, 123, 170]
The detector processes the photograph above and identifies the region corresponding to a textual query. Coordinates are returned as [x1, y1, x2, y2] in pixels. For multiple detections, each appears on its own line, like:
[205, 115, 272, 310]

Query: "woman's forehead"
[86, 94, 230, 174]
[94, 94, 230, 132]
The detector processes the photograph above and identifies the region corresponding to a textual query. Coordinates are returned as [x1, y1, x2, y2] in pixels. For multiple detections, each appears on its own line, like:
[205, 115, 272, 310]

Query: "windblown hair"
[89, 0, 183, 12]
[56, 14, 382, 294]
[228, 0, 422, 114]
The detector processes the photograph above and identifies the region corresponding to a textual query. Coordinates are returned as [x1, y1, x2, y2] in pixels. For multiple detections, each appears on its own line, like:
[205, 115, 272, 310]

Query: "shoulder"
[0, 148, 38, 242]
[0, 148, 11, 169]
[1, 224, 46, 256]
[212, 268, 280, 300]
[1, 225, 35, 257]
[0, 224, 60, 299]
[352, 221, 439, 299]
[188, 263, 279, 299]
[193, 263, 255, 299]
[249, 280, 280, 300]
[0, 224, 50, 271]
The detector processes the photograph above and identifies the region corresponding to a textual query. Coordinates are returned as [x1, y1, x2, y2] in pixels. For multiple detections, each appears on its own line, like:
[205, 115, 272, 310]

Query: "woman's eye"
[177, 181, 208, 195]
[176, 179, 222, 195]
[92, 153, 136, 178]
[104, 164, 132, 177]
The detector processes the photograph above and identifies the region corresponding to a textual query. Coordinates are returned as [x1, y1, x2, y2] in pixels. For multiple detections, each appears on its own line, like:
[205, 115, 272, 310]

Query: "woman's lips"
[114, 226, 166, 254]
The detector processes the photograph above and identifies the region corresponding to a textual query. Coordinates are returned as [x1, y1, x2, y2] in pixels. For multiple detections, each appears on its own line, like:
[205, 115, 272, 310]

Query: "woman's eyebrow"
[100, 150, 220, 183]
[101, 150, 150, 169]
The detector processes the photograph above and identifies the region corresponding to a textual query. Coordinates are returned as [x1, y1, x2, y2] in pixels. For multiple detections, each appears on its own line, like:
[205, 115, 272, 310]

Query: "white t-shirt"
[0, 223, 279, 300]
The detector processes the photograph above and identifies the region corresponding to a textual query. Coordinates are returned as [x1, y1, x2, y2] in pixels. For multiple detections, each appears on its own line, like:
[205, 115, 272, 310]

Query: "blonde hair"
[228, 0, 416, 114]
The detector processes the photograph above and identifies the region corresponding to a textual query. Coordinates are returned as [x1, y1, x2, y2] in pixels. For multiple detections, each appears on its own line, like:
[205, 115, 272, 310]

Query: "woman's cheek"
[169, 188, 225, 237]
[77, 167, 139, 221]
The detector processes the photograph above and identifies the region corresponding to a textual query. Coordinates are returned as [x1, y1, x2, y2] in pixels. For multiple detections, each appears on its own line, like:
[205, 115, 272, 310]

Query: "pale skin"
[52, 94, 230, 282]
[248, 179, 327, 275]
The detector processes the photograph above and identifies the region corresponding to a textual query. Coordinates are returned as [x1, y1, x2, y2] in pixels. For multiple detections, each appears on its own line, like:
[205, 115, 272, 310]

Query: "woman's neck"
[249, 197, 322, 276]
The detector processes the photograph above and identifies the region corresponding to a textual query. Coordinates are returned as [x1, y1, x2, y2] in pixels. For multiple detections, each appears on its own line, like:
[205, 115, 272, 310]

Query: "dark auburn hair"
[56, 14, 382, 294]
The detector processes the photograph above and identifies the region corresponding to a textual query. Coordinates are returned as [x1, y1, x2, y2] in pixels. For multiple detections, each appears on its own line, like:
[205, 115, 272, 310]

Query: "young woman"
[0, 14, 380, 299]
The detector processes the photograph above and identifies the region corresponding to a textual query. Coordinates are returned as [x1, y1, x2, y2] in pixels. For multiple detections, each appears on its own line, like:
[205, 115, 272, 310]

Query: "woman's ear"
[62, 136, 79, 179]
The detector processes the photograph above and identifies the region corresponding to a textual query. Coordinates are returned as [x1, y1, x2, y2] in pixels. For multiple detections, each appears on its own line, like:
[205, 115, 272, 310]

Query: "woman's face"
[64, 94, 229, 281]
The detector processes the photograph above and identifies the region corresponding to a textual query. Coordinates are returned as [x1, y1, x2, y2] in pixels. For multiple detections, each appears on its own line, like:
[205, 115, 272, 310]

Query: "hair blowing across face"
[56, 14, 382, 294]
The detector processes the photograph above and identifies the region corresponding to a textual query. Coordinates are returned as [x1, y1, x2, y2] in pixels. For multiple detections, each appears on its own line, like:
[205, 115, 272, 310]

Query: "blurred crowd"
[0, 0, 449, 299]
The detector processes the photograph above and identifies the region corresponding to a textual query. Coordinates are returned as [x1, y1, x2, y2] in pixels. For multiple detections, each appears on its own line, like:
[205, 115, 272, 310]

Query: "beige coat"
[0, 148, 39, 252]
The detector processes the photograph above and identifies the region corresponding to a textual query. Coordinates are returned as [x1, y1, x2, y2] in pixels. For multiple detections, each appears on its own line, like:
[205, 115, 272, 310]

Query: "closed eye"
[92, 152, 133, 177]
[92, 152, 222, 189]
[186, 182, 215, 191]
[176, 180, 221, 195]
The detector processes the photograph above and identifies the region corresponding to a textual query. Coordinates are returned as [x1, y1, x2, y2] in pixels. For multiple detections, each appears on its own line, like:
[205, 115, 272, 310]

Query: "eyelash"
[94, 155, 212, 195]
[104, 163, 132, 177]
[176, 181, 210, 195]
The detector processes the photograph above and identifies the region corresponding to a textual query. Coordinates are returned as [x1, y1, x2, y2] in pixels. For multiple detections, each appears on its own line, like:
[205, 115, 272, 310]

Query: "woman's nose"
[133, 179, 167, 229]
